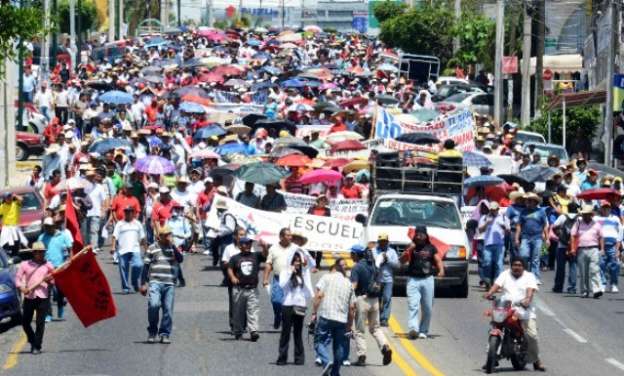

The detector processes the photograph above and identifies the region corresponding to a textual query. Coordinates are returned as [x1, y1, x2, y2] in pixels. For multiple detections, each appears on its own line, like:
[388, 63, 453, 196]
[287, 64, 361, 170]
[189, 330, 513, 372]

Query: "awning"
[522, 54, 583, 75]
[545, 90, 606, 112]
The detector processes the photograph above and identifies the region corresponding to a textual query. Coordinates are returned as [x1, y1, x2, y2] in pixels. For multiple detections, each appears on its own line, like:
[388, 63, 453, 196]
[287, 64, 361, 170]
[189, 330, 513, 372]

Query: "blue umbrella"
[88, 138, 134, 154]
[463, 151, 493, 167]
[148, 136, 163, 148]
[99, 90, 133, 105]
[179, 101, 206, 113]
[281, 78, 305, 88]
[464, 175, 504, 188]
[215, 143, 248, 156]
[194, 125, 226, 140]
[247, 39, 262, 46]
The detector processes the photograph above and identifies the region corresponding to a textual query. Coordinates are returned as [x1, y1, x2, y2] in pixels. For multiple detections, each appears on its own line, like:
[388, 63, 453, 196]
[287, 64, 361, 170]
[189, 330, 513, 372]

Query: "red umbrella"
[181, 94, 212, 106]
[276, 154, 312, 167]
[298, 169, 343, 185]
[324, 158, 352, 168]
[576, 188, 621, 201]
[198, 71, 224, 84]
[213, 65, 245, 77]
[339, 97, 369, 109]
[330, 140, 366, 152]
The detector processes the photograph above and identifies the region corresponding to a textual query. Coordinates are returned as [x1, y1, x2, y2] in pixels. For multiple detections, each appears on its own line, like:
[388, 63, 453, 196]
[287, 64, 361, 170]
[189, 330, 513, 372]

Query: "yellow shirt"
[437, 149, 464, 158]
[554, 194, 570, 214]
[0, 201, 22, 226]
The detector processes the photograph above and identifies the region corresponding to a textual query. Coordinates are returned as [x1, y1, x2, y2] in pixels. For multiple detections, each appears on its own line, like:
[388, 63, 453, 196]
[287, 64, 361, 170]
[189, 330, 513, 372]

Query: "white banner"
[207, 196, 363, 251]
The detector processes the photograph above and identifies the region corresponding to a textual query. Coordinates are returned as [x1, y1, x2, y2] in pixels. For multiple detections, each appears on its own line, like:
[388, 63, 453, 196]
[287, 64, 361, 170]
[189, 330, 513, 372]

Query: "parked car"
[523, 142, 570, 164]
[15, 102, 47, 134]
[0, 250, 21, 323]
[436, 76, 470, 86]
[432, 83, 485, 102]
[514, 130, 546, 145]
[16, 131, 45, 161]
[442, 92, 494, 117]
[0, 187, 44, 244]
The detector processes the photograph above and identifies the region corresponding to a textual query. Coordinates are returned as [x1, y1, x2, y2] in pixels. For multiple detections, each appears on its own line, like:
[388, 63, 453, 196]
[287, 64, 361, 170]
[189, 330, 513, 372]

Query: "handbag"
[293, 306, 307, 316]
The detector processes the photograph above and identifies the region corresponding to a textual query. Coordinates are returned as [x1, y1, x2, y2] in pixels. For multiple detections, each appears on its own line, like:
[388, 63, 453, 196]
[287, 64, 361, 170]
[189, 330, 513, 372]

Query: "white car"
[443, 92, 494, 117]
[436, 76, 470, 86]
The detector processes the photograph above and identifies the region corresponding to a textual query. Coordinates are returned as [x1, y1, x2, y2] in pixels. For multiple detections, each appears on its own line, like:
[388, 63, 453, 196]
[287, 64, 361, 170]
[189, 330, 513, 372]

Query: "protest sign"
[207, 196, 363, 251]
[295, 124, 331, 139]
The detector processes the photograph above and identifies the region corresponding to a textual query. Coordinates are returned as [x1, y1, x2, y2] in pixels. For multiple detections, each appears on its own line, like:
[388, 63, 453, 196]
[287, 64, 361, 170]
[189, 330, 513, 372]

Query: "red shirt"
[111, 194, 141, 220]
[152, 199, 179, 226]
[329, 122, 348, 134]
[197, 189, 215, 219]
[340, 184, 362, 199]
[44, 182, 58, 201]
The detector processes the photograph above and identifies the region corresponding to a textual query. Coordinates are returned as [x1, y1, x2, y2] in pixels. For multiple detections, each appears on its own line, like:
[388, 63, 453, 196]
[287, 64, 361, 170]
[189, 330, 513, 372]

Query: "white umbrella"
[324, 131, 364, 144]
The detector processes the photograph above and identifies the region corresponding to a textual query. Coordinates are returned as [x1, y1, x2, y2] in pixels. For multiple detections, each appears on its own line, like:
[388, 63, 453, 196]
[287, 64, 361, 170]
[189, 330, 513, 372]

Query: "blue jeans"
[314, 320, 350, 365]
[147, 282, 175, 337]
[406, 276, 434, 334]
[554, 247, 577, 292]
[476, 240, 487, 282]
[117, 252, 143, 292]
[519, 236, 543, 280]
[315, 317, 347, 376]
[483, 244, 504, 284]
[271, 276, 284, 327]
[145, 220, 154, 245]
[39, 106, 50, 121]
[600, 244, 620, 286]
[379, 282, 393, 323]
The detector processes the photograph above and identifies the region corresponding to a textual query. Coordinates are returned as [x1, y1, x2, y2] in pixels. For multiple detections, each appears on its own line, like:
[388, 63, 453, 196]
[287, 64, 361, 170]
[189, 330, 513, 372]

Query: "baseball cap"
[204, 177, 214, 184]
[350, 244, 366, 254]
[377, 233, 389, 241]
[239, 237, 253, 244]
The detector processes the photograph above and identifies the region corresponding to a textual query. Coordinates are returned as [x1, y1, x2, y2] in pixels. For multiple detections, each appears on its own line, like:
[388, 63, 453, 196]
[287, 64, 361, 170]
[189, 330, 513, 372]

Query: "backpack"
[365, 251, 382, 298]
[555, 216, 576, 246]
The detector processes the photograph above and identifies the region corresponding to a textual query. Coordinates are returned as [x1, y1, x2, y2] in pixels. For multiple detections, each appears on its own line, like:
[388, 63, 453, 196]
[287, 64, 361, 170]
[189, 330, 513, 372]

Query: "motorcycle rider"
[484, 257, 546, 372]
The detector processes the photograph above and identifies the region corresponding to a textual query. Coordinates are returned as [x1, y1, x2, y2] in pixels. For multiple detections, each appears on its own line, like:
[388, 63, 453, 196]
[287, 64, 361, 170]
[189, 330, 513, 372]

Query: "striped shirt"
[143, 244, 178, 285]
[316, 272, 355, 324]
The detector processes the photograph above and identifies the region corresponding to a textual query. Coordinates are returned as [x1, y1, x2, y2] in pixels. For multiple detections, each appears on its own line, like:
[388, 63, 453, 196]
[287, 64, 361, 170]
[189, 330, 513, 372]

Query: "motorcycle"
[483, 296, 528, 374]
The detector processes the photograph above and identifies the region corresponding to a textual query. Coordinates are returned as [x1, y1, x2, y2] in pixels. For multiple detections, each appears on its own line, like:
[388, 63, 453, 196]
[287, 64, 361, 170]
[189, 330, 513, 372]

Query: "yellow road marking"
[387, 340, 421, 376]
[3, 332, 27, 370]
[389, 316, 445, 376]
[321, 252, 354, 268]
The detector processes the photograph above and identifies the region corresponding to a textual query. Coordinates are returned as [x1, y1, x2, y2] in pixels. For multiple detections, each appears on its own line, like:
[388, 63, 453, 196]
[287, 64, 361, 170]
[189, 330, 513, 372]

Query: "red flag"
[407, 227, 451, 258]
[53, 249, 117, 327]
[65, 190, 84, 255]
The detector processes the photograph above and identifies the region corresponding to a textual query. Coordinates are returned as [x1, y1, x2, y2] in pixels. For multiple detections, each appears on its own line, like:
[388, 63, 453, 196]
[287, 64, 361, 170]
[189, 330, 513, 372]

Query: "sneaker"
[250, 331, 259, 342]
[418, 333, 428, 339]
[537, 280, 543, 286]
[147, 336, 156, 344]
[593, 291, 603, 299]
[32, 348, 41, 355]
[276, 359, 287, 366]
[354, 355, 366, 366]
[315, 358, 323, 367]
[408, 330, 418, 340]
[381, 345, 392, 365]
[160, 336, 171, 344]
[202, 250, 211, 255]
[611, 285, 619, 293]
[342, 360, 351, 366]
[45, 315, 52, 323]
[321, 362, 333, 376]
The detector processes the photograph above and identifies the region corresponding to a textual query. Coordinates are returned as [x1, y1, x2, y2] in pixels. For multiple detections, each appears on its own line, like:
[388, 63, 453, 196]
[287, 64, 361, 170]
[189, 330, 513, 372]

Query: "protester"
[15, 242, 55, 354]
[400, 226, 444, 339]
[111, 206, 146, 294]
[167, 203, 191, 287]
[478, 201, 510, 288]
[571, 205, 604, 298]
[551, 202, 579, 294]
[263, 228, 297, 330]
[594, 201, 622, 293]
[0, 193, 27, 256]
[308, 195, 331, 268]
[373, 234, 398, 327]
[515, 193, 549, 283]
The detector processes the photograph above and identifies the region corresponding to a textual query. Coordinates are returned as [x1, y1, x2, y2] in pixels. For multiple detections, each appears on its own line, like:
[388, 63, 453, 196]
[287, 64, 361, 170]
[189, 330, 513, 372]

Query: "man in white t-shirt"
[111, 206, 146, 293]
[85, 170, 109, 253]
[34, 82, 53, 121]
[262, 228, 297, 329]
[171, 176, 196, 212]
[484, 258, 546, 372]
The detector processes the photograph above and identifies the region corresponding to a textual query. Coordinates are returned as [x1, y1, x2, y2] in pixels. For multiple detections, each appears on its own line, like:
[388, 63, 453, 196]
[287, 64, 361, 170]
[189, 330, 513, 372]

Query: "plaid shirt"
[316, 272, 355, 323]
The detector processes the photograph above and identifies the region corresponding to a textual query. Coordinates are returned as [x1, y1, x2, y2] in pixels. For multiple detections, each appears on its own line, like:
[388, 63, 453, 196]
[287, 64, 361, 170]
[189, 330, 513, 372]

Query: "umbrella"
[303, 25, 322, 34]
[181, 94, 212, 106]
[224, 78, 248, 87]
[376, 94, 400, 106]
[144, 76, 163, 84]
[225, 124, 252, 135]
[319, 82, 338, 90]
[343, 160, 370, 173]
[251, 81, 277, 91]
[198, 71, 225, 84]
[147, 136, 163, 148]
[53, 177, 92, 193]
[141, 66, 163, 75]
[235, 162, 290, 185]
[174, 86, 209, 98]
[518, 165, 560, 183]
[286, 103, 314, 112]
[253, 119, 297, 134]
[99, 90, 133, 105]
[276, 154, 312, 167]
[191, 149, 220, 159]
[330, 140, 366, 152]
[281, 78, 305, 88]
[213, 65, 245, 77]
[324, 158, 352, 168]
[194, 125, 226, 140]
[199, 56, 227, 68]
[261, 66, 282, 76]
[215, 143, 249, 156]
[242, 113, 267, 127]
[298, 169, 343, 185]
[395, 132, 440, 145]
[88, 138, 133, 155]
[462, 151, 493, 167]
[587, 162, 624, 180]
[576, 188, 622, 201]
[498, 174, 535, 192]
[289, 144, 319, 158]
[315, 102, 340, 113]
[179, 101, 206, 114]
[277, 32, 302, 42]
[274, 136, 307, 148]
[247, 38, 262, 46]
[269, 147, 303, 158]
[134, 156, 175, 175]
[376, 63, 399, 73]
[464, 175, 505, 188]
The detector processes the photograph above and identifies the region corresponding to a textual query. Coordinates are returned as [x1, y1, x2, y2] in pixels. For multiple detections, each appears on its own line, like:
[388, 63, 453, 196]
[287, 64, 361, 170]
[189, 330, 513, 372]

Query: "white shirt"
[494, 269, 539, 320]
[267, 243, 297, 276]
[222, 243, 241, 263]
[34, 90, 53, 108]
[113, 219, 145, 255]
[87, 183, 107, 217]
[171, 189, 196, 211]
[55, 89, 69, 107]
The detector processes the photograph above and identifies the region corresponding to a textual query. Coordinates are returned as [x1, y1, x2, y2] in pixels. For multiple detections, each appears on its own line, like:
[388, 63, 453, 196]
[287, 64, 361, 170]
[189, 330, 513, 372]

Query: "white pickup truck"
[360, 193, 471, 298]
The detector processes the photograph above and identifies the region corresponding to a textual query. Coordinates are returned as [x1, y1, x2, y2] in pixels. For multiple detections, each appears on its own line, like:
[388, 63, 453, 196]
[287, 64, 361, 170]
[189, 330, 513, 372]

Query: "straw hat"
[579, 205, 594, 215]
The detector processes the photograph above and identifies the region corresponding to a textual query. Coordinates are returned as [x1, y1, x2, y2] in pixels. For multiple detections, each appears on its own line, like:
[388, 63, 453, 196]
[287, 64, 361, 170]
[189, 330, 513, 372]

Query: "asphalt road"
[1, 251, 623, 376]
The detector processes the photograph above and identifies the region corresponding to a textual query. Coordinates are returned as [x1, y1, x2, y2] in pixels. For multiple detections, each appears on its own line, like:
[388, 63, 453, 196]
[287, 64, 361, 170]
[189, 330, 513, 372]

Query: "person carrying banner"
[140, 226, 183, 344]
[15, 242, 55, 354]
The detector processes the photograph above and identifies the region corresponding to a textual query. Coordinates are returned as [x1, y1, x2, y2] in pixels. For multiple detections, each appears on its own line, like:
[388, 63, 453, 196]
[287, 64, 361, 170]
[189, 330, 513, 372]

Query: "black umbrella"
[242, 113, 267, 127]
[588, 162, 624, 180]
[518, 165, 560, 183]
[498, 174, 535, 192]
[85, 80, 114, 91]
[288, 144, 319, 158]
[88, 138, 134, 155]
[253, 119, 297, 134]
[376, 94, 400, 105]
[395, 132, 440, 145]
[314, 102, 340, 113]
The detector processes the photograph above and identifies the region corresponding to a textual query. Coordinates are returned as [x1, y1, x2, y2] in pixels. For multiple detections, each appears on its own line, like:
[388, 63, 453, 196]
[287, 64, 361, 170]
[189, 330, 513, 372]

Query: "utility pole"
[69, 0, 76, 69]
[1, 57, 18, 186]
[108, 0, 115, 42]
[493, 0, 505, 127]
[50, 0, 58, 69]
[41, 0, 50, 80]
[208, 0, 213, 26]
[507, 1, 518, 120]
[177, 0, 181, 27]
[76, 0, 82, 71]
[160, 0, 168, 28]
[453, 0, 461, 54]
[17, 0, 25, 130]
[533, 0, 545, 115]
[605, 0, 618, 167]
[520, 1, 532, 126]
[119, 0, 124, 38]
[281, 0, 285, 28]
[301, 0, 305, 29]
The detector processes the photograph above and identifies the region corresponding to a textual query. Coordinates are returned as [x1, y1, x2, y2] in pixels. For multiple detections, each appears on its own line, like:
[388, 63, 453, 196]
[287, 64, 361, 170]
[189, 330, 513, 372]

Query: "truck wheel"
[16, 144, 28, 161]
[454, 276, 469, 298]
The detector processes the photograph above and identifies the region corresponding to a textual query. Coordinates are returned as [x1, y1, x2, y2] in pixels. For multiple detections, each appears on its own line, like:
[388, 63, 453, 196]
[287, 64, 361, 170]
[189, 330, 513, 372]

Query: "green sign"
[368, 0, 404, 29]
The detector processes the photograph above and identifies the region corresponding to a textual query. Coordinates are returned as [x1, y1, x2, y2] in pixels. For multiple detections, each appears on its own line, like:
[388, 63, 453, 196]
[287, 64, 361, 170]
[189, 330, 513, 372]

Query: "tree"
[57, 0, 98, 35]
[526, 106, 601, 147]
[0, 1, 47, 75]
[449, 12, 495, 71]
[372, 0, 406, 24]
